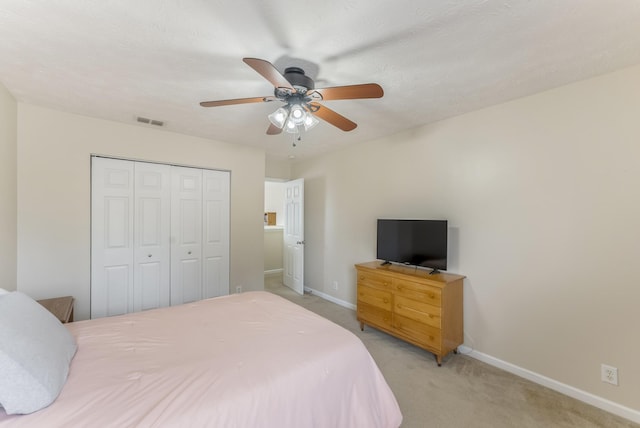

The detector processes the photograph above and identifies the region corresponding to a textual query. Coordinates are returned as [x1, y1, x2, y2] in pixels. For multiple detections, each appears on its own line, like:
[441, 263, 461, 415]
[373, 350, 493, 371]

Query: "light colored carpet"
[265, 275, 638, 428]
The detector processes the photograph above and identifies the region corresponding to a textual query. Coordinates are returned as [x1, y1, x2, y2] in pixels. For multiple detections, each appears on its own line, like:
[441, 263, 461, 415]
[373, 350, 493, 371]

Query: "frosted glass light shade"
[289, 104, 306, 125]
[284, 119, 297, 133]
[303, 114, 319, 131]
[268, 107, 288, 128]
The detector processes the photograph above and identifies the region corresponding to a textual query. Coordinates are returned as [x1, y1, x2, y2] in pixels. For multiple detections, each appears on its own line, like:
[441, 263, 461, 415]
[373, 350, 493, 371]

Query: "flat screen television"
[376, 219, 448, 272]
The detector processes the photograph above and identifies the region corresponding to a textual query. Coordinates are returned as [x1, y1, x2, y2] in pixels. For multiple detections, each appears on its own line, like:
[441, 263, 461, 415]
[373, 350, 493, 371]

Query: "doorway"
[264, 179, 304, 294]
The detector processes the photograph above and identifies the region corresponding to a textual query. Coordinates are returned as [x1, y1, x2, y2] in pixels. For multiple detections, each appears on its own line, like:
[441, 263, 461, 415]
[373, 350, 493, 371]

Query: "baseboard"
[304, 287, 356, 311]
[263, 269, 283, 277]
[457, 346, 640, 424]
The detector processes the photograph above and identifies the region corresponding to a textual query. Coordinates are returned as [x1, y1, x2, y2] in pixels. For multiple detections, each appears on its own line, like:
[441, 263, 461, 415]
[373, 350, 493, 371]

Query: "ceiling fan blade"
[309, 83, 383, 101]
[309, 102, 357, 132]
[243, 58, 294, 90]
[266, 123, 283, 135]
[200, 96, 275, 107]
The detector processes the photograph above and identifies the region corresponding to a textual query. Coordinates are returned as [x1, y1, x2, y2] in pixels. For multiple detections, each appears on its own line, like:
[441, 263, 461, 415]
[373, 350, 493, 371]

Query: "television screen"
[376, 219, 447, 271]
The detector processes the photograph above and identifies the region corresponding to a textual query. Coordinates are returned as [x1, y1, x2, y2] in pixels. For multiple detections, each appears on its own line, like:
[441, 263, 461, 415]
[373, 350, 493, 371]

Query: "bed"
[0, 290, 402, 427]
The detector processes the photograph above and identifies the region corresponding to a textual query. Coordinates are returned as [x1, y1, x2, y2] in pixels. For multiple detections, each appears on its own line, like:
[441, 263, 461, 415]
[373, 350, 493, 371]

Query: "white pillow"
[0, 288, 9, 295]
[0, 292, 78, 414]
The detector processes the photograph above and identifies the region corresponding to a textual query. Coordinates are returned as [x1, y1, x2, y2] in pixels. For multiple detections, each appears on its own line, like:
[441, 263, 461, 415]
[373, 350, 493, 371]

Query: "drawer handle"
[383, 298, 389, 303]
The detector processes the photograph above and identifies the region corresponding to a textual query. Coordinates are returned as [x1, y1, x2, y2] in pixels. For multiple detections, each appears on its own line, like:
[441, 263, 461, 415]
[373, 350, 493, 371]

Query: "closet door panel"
[134, 162, 171, 312]
[138, 262, 161, 310]
[181, 259, 201, 303]
[202, 170, 230, 298]
[105, 265, 130, 316]
[171, 167, 203, 305]
[93, 158, 230, 316]
[91, 158, 135, 318]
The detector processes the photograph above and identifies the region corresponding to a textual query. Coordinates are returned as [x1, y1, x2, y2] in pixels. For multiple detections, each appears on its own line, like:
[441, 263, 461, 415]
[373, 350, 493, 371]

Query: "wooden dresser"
[355, 261, 465, 365]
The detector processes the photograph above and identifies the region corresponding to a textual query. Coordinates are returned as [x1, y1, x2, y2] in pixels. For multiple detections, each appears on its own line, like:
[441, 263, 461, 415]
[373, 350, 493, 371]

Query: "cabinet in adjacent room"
[355, 261, 465, 366]
[91, 157, 230, 319]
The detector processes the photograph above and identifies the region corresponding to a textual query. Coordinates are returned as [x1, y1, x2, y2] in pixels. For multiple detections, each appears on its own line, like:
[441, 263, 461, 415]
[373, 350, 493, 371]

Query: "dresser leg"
[359, 321, 364, 331]
[435, 354, 442, 366]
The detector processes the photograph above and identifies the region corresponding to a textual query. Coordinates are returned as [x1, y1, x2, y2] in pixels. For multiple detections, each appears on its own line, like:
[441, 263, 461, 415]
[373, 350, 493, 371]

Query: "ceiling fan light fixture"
[289, 104, 306, 125]
[303, 113, 319, 131]
[284, 119, 297, 133]
[268, 107, 288, 129]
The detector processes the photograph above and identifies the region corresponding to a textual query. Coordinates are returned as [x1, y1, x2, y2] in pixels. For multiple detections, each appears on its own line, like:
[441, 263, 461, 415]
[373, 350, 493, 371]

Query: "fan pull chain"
[291, 127, 304, 147]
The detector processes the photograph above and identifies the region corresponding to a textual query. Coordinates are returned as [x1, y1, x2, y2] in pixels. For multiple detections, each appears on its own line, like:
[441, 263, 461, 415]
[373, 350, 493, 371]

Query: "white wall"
[0, 83, 17, 291]
[17, 104, 266, 320]
[293, 64, 640, 411]
[264, 228, 283, 273]
[265, 156, 291, 180]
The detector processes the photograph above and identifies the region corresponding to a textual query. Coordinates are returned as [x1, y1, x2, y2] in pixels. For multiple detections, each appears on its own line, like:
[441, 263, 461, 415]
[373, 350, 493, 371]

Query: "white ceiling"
[1, 1, 640, 162]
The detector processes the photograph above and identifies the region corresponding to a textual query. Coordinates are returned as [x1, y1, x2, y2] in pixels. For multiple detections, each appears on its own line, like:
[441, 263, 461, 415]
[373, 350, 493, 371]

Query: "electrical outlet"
[601, 364, 619, 386]
[332, 280, 338, 290]
[236, 286, 242, 294]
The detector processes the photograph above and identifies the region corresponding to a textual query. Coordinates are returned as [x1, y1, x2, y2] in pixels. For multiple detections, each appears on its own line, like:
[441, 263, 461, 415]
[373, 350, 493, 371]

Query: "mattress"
[0, 291, 402, 427]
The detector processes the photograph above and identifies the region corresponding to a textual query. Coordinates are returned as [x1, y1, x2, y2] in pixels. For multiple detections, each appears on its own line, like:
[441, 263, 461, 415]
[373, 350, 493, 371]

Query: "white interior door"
[91, 157, 135, 318]
[133, 162, 171, 312]
[171, 166, 203, 304]
[283, 178, 304, 294]
[202, 169, 230, 298]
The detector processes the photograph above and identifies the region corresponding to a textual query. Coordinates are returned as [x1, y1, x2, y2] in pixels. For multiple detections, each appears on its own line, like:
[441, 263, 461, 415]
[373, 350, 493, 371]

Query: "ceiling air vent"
[136, 116, 165, 127]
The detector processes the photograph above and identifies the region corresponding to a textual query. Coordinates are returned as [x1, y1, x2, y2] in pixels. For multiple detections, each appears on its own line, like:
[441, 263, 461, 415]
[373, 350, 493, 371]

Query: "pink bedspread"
[0, 291, 401, 427]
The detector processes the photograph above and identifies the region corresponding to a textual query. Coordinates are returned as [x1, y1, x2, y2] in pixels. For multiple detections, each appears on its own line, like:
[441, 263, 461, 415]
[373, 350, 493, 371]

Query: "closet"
[90, 157, 230, 319]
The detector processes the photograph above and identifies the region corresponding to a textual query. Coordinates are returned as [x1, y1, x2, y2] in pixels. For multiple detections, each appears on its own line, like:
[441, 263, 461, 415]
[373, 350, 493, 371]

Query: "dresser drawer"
[394, 279, 441, 307]
[393, 314, 441, 351]
[357, 303, 392, 330]
[357, 284, 392, 311]
[357, 270, 392, 291]
[394, 295, 441, 329]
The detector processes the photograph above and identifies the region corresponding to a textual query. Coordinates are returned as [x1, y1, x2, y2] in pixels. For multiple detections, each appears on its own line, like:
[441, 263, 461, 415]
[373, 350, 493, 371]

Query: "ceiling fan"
[200, 58, 384, 137]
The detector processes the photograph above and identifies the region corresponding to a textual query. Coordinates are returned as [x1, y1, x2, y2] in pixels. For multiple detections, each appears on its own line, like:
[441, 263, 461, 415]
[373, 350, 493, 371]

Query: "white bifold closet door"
[170, 167, 230, 304]
[134, 161, 172, 313]
[91, 157, 229, 319]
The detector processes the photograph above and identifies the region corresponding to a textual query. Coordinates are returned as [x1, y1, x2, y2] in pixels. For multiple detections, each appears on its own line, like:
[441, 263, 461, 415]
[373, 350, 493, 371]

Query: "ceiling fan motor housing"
[284, 67, 314, 91]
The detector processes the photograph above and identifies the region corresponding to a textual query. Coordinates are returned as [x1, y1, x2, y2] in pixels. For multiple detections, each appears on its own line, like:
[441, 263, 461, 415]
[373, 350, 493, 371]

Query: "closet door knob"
[148, 254, 152, 258]
[188, 251, 192, 255]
